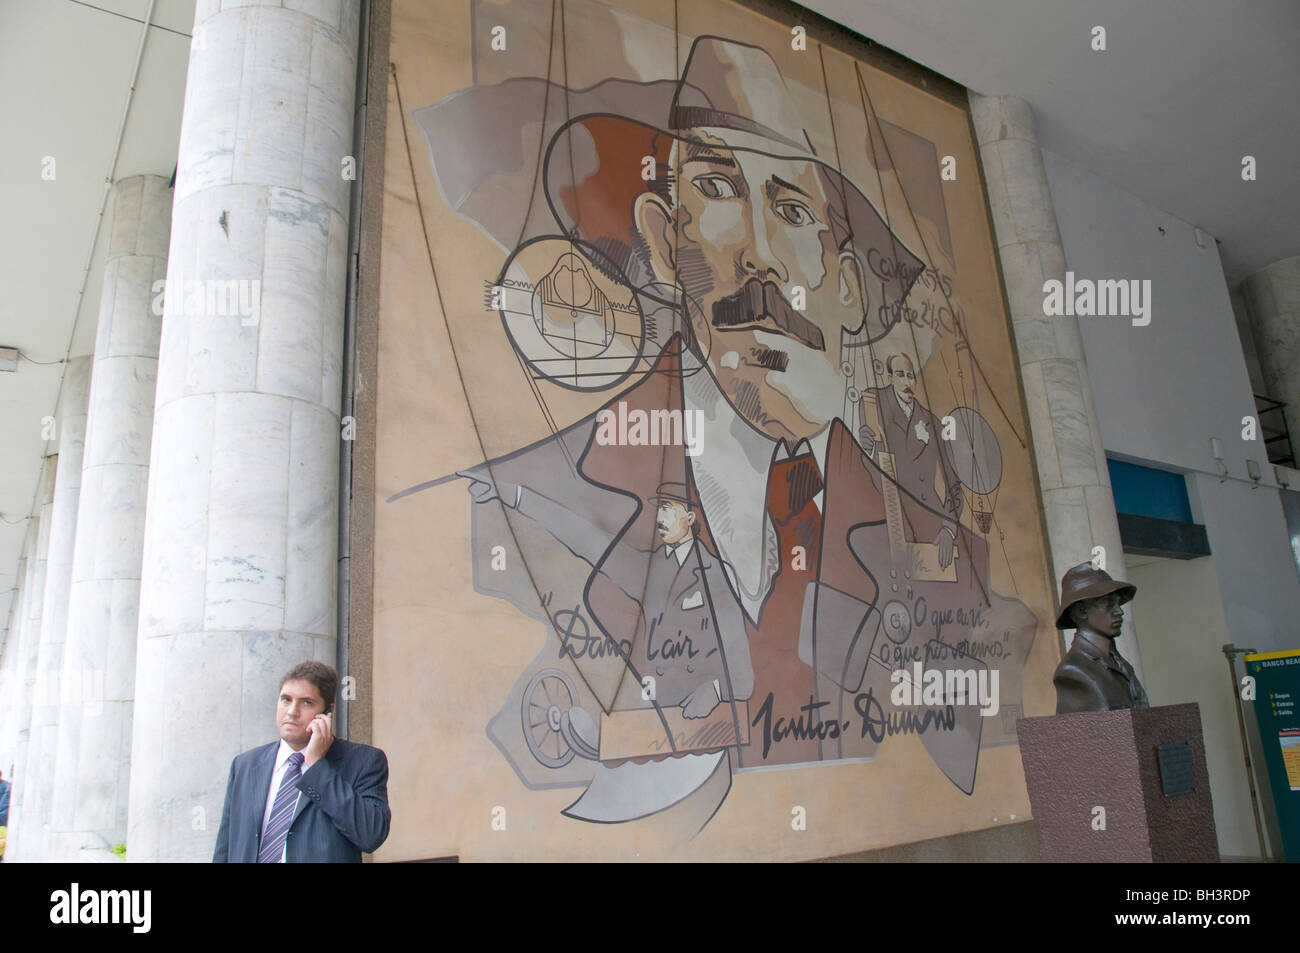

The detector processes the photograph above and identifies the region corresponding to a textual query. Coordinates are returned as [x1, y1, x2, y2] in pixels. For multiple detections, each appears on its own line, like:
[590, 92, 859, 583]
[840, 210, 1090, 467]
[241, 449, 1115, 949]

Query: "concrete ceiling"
[802, 0, 1300, 284]
[0, 0, 194, 644]
[2, 0, 1296, 646]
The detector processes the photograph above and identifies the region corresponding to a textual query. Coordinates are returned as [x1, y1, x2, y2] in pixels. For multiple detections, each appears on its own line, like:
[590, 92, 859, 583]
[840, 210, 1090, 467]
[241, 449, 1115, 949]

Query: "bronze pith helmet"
[1055, 562, 1136, 629]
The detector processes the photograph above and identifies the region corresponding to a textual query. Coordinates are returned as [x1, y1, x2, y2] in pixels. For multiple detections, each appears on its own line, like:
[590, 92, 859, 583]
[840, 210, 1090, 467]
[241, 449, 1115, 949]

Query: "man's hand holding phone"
[303, 711, 334, 769]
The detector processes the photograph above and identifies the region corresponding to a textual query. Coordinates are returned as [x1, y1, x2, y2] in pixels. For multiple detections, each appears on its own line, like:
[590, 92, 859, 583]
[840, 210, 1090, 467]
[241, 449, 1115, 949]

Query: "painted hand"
[681, 682, 721, 719]
[468, 478, 520, 508]
[935, 529, 954, 569]
[858, 425, 877, 457]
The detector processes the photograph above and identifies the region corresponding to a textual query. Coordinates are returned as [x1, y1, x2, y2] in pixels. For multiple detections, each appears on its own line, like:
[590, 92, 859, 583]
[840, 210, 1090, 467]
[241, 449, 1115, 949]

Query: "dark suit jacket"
[870, 385, 962, 542]
[213, 738, 390, 863]
[1054, 636, 1149, 714]
[515, 481, 752, 708]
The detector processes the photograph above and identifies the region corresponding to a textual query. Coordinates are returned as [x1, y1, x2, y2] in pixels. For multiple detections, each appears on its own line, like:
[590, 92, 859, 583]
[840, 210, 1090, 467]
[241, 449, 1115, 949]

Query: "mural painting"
[378, 0, 1059, 853]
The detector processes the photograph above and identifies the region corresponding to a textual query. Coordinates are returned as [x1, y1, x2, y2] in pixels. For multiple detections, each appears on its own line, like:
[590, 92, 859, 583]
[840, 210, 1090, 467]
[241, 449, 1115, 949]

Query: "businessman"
[213, 661, 390, 862]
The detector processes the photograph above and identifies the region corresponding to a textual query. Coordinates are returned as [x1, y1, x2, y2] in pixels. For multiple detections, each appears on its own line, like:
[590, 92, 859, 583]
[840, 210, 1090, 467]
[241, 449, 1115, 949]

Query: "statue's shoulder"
[1056, 642, 1095, 670]
[1052, 645, 1109, 691]
[1053, 655, 1107, 714]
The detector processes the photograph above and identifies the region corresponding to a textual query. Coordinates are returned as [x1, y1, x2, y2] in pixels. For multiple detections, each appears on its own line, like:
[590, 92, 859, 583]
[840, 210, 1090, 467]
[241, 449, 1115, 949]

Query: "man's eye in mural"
[774, 200, 817, 227]
[690, 174, 739, 200]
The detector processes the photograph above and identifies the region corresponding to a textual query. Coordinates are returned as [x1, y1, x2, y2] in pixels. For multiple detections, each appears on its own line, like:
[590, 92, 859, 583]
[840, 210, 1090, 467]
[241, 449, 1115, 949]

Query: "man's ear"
[838, 249, 868, 311]
[634, 192, 676, 277]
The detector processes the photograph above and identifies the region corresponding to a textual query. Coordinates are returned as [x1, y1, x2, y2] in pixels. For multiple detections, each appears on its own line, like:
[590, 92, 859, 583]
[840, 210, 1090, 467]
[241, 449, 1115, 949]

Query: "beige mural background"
[367, 0, 1061, 861]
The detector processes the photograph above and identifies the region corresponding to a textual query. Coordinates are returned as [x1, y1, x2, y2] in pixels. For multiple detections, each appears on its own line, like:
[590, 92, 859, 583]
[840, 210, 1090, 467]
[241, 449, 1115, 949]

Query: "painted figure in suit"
[613, 481, 752, 718]
[484, 468, 752, 753]
[213, 661, 391, 863]
[862, 353, 964, 568]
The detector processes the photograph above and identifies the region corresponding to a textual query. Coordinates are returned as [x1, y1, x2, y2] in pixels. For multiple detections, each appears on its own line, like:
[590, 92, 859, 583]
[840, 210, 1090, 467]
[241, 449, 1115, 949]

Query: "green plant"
[111, 843, 126, 860]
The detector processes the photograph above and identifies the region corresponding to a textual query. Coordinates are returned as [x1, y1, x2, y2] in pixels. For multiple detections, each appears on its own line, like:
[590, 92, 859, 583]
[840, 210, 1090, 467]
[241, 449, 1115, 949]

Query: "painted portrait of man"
[392, 13, 1041, 832]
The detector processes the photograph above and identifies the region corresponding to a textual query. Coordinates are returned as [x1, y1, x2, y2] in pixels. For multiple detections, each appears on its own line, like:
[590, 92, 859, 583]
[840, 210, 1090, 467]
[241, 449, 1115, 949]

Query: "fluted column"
[19, 356, 93, 860]
[5, 457, 57, 860]
[969, 93, 1143, 676]
[126, 0, 358, 862]
[49, 176, 171, 861]
[1240, 255, 1300, 450]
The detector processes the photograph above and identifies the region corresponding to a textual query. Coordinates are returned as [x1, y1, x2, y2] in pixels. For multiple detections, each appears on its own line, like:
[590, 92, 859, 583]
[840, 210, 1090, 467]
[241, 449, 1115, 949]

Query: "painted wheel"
[882, 600, 913, 644]
[522, 669, 579, 768]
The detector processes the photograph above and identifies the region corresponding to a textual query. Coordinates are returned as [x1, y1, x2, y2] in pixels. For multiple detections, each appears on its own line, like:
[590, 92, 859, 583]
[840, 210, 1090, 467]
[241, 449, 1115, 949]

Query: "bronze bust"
[1052, 563, 1149, 714]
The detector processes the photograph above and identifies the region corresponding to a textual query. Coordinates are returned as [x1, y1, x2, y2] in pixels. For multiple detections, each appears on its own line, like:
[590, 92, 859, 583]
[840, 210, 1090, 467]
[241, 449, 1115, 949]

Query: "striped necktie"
[740, 452, 824, 767]
[258, 751, 304, 863]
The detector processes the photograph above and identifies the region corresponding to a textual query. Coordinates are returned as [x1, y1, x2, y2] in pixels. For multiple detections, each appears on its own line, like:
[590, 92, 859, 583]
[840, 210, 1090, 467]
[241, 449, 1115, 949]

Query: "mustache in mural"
[710, 278, 826, 354]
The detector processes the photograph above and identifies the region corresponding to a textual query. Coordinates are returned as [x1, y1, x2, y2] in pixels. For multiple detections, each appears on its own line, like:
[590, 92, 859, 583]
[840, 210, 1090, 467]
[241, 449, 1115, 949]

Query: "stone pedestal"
[1017, 703, 1218, 862]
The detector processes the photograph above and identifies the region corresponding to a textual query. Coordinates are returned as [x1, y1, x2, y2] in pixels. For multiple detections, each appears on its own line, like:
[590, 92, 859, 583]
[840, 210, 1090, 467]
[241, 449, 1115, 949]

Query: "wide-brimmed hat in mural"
[540, 36, 924, 337]
[414, 36, 930, 355]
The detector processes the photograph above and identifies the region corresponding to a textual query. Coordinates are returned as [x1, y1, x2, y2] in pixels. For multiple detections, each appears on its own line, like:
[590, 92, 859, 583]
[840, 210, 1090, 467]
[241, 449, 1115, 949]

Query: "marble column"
[19, 356, 93, 861]
[1239, 255, 1300, 454]
[126, 0, 358, 862]
[0, 544, 34, 778]
[0, 547, 30, 857]
[0, 591, 21, 774]
[969, 93, 1143, 676]
[6, 457, 57, 860]
[49, 176, 171, 861]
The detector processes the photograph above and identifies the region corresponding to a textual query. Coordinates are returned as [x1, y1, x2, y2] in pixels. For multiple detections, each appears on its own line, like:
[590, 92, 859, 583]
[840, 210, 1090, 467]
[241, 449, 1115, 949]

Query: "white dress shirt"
[665, 536, 695, 566]
[682, 348, 832, 621]
[261, 738, 305, 863]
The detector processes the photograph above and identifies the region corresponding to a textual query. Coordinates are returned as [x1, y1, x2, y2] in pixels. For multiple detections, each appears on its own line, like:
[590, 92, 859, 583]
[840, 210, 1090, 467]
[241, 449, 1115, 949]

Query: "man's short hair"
[280, 661, 338, 713]
[886, 353, 913, 376]
[678, 500, 703, 536]
[1068, 598, 1104, 628]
